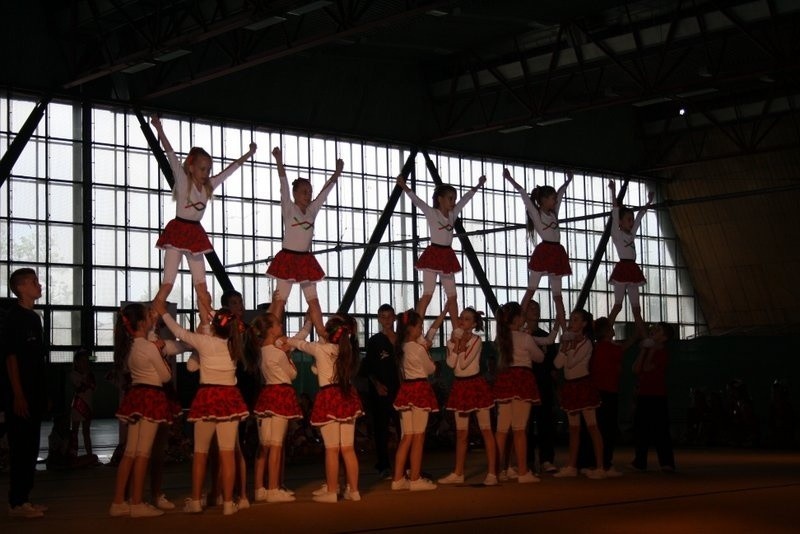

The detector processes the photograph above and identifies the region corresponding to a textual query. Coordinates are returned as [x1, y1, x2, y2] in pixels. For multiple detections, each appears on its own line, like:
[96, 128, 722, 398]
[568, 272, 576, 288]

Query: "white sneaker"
[506, 466, 519, 479]
[130, 503, 164, 518]
[27, 503, 48, 512]
[312, 483, 329, 496]
[498, 470, 509, 482]
[541, 461, 558, 473]
[518, 471, 541, 483]
[238, 497, 250, 509]
[605, 466, 624, 478]
[409, 478, 437, 491]
[586, 468, 608, 480]
[554, 466, 578, 478]
[312, 492, 338, 503]
[222, 501, 238, 516]
[108, 501, 130, 517]
[156, 494, 175, 510]
[483, 473, 498, 486]
[183, 498, 203, 514]
[254, 487, 268, 502]
[266, 489, 296, 503]
[391, 478, 410, 490]
[343, 489, 361, 501]
[437, 472, 464, 484]
[281, 486, 295, 496]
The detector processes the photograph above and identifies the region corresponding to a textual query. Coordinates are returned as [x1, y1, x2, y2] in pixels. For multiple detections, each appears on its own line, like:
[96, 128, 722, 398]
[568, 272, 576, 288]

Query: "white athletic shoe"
[156, 494, 176, 510]
[437, 472, 464, 484]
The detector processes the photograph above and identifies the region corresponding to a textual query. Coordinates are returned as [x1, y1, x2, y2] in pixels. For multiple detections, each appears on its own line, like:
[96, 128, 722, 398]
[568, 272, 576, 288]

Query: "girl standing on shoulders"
[438, 307, 498, 486]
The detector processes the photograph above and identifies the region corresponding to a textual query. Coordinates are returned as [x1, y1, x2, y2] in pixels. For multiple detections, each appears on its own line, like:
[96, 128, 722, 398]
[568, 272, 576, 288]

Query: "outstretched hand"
[150, 115, 161, 128]
[565, 170, 574, 182]
[608, 179, 616, 190]
[335, 158, 345, 173]
[647, 191, 655, 204]
[151, 300, 167, 317]
[396, 175, 408, 190]
[272, 146, 282, 160]
[477, 175, 487, 187]
[503, 168, 512, 180]
[249, 142, 258, 154]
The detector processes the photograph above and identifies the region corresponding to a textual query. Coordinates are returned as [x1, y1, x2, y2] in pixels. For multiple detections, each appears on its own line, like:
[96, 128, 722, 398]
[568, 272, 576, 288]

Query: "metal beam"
[574, 180, 629, 312]
[422, 150, 499, 314]
[336, 149, 418, 314]
[0, 96, 51, 188]
[81, 102, 95, 348]
[133, 108, 234, 293]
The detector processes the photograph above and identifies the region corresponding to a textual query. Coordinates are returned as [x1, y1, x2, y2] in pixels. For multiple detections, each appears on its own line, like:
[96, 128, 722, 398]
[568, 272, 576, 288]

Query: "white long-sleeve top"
[446, 334, 483, 377]
[260, 345, 298, 385]
[167, 147, 243, 221]
[510, 179, 567, 242]
[554, 337, 593, 379]
[279, 171, 335, 251]
[404, 187, 477, 247]
[497, 329, 558, 368]
[401, 341, 436, 380]
[161, 314, 237, 385]
[128, 337, 172, 386]
[611, 206, 646, 261]
[286, 338, 338, 387]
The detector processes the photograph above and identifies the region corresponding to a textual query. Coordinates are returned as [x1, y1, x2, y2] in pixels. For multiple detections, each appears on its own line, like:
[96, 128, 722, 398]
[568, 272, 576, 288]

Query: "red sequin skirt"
[494, 367, 541, 404]
[116, 385, 173, 424]
[310, 385, 363, 425]
[415, 244, 461, 274]
[610, 259, 646, 285]
[529, 241, 572, 276]
[560, 376, 601, 413]
[446, 375, 494, 412]
[156, 218, 213, 254]
[188, 385, 250, 422]
[267, 249, 325, 282]
[254, 384, 303, 419]
[394, 379, 440, 412]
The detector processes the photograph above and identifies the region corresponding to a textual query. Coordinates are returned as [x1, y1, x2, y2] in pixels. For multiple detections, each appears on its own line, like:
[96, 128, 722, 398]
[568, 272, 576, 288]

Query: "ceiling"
[2, 0, 800, 175]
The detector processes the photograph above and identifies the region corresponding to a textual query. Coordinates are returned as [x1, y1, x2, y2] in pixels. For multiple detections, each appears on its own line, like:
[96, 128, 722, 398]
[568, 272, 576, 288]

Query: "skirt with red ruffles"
[267, 249, 325, 282]
[188, 385, 250, 422]
[394, 379, 440, 412]
[494, 367, 541, 404]
[310, 385, 363, 425]
[560, 376, 602, 413]
[116, 385, 173, 424]
[254, 384, 303, 419]
[446, 375, 494, 412]
[415, 244, 461, 274]
[529, 241, 572, 276]
[156, 218, 213, 254]
[609, 259, 646, 285]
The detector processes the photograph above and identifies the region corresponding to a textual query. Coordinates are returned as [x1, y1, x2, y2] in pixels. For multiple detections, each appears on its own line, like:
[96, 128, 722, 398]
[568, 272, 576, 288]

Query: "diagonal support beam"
[0, 96, 51, 188]
[133, 108, 234, 293]
[574, 179, 629, 312]
[422, 150, 499, 314]
[336, 149, 418, 314]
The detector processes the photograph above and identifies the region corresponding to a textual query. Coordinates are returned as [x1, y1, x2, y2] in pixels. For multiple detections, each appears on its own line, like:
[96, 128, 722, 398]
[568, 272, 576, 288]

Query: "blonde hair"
[173, 147, 213, 201]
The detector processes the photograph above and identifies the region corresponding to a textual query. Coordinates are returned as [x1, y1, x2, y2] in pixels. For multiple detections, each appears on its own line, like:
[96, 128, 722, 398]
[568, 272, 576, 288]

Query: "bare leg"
[481, 427, 497, 475]
[196, 282, 212, 327]
[112, 455, 135, 504]
[588, 424, 604, 470]
[219, 450, 236, 502]
[149, 425, 168, 499]
[408, 433, 426, 480]
[566, 425, 580, 468]
[130, 455, 150, 505]
[307, 298, 325, 339]
[82, 421, 93, 455]
[608, 303, 623, 325]
[554, 295, 567, 329]
[454, 429, 468, 476]
[393, 434, 412, 482]
[267, 445, 282, 490]
[191, 452, 208, 501]
[416, 293, 433, 320]
[632, 306, 647, 338]
[446, 296, 460, 330]
[325, 447, 341, 493]
[255, 445, 267, 492]
[153, 283, 173, 309]
[235, 442, 247, 499]
[341, 446, 359, 492]
[513, 429, 529, 476]
[495, 431, 508, 471]
[520, 289, 535, 313]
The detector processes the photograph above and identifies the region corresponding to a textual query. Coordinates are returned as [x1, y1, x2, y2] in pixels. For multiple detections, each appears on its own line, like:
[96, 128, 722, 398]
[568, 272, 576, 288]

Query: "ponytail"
[114, 303, 147, 370]
[394, 309, 422, 380]
[495, 302, 521, 369]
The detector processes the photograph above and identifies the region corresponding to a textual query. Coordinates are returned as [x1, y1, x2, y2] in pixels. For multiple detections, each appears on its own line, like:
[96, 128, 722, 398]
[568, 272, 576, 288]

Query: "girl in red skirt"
[503, 168, 573, 325]
[150, 115, 257, 330]
[438, 308, 498, 486]
[267, 147, 344, 338]
[608, 179, 654, 334]
[110, 303, 174, 518]
[286, 315, 363, 503]
[493, 302, 559, 484]
[156, 305, 250, 515]
[391, 307, 448, 492]
[397, 173, 486, 328]
[247, 313, 302, 503]
[554, 309, 605, 479]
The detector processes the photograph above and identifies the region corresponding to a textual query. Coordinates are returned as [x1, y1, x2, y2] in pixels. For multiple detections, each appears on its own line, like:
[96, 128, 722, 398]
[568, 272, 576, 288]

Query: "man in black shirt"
[3, 268, 48, 518]
[361, 304, 400, 478]
[525, 301, 559, 473]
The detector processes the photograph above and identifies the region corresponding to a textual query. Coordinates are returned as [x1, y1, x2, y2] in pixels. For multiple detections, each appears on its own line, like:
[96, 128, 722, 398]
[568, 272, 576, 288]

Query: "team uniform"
[609, 206, 647, 286]
[445, 335, 493, 413]
[115, 338, 174, 424]
[555, 338, 600, 414]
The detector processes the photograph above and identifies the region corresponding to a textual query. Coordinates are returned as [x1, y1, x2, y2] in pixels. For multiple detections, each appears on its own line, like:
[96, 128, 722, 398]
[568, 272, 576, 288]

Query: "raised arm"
[504, 168, 538, 219]
[554, 170, 573, 212]
[150, 115, 181, 174]
[271, 147, 292, 210]
[631, 191, 655, 234]
[533, 322, 560, 346]
[609, 179, 619, 208]
[397, 175, 431, 213]
[312, 157, 344, 206]
[453, 175, 486, 213]
[211, 142, 257, 188]
[424, 300, 452, 344]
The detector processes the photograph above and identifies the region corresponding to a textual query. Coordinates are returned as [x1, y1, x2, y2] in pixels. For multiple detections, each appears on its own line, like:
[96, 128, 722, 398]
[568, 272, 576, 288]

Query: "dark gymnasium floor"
[1, 419, 798, 533]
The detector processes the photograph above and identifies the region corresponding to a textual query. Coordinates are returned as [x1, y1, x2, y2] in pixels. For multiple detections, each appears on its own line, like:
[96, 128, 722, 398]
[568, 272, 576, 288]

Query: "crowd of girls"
[101, 117, 673, 517]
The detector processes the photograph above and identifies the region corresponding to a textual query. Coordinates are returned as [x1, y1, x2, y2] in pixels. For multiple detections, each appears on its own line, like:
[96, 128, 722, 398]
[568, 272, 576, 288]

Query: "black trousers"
[527, 383, 556, 466]
[7, 414, 42, 507]
[597, 391, 619, 469]
[368, 392, 397, 471]
[633, 395, 675, 470]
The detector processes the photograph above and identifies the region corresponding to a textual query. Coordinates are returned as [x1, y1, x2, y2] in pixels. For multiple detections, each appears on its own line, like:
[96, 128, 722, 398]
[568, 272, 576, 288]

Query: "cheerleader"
[503, 167, 572, 324]
[286, 315, 363, 503]
[391, 306, 449, 492]
[150, 115, 256, 329]
[438, 308, 498, 486]
[493, 302, 559, 483]
[397, 173, 486, 327]
[70, 348, 96, 458]
[110, 303, 173, 518]
[156, 305, 250, 515]
[267, 146, 344, 338]
[554, 309, 605, 479]
[248, 313, 304, 503]
[607, 180, 654, 333]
